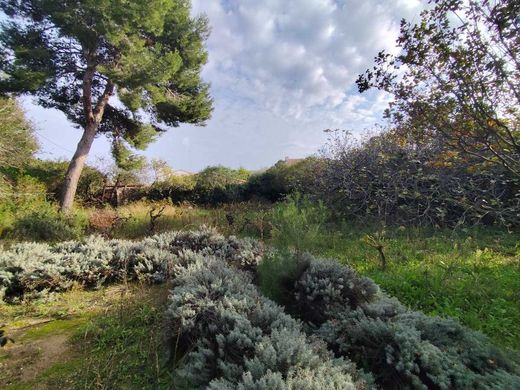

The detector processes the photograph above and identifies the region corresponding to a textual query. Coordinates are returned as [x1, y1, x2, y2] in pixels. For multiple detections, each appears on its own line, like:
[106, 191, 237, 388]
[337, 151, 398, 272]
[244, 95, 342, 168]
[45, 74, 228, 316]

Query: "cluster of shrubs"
[1, 229, 519, 388]
[0, 227, 264, 302]
[167, 252, 369, 389]
[146, 158, 323, 206]
[290, 257, 520, 389]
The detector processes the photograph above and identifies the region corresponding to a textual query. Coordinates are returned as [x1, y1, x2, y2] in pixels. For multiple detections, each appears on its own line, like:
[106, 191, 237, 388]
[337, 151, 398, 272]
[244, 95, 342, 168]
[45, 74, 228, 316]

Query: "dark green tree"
[357, 0, 519, 176]
[0, 0, 213, 212]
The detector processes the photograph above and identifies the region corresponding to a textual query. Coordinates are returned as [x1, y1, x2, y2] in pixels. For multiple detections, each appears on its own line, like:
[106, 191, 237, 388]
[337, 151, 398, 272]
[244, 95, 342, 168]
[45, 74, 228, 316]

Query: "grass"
[85, 200, 272, 240]
[1, 284, 172, 389]
[293, 224, 520, 351]
[1, 199, 519, 387]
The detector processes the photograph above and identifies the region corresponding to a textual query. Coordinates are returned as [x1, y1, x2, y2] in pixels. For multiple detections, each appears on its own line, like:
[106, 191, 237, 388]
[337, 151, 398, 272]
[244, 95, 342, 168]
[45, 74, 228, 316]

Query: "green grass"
[298, 225, 520, 351]
[2, 199, 519, 389]
[1, 284, 173, 389]
[62, 201, 520, 351]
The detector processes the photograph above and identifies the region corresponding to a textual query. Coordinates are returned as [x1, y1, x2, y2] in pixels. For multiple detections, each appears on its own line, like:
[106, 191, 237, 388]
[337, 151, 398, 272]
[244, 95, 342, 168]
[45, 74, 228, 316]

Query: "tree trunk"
[60, 123, 98, 213]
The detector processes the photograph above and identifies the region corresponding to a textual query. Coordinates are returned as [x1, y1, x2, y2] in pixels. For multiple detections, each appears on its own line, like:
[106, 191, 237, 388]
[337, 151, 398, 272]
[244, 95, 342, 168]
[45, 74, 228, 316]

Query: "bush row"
[146, 158, 323, 206]
[2, 229, 519, 388]
[291, 257, 520, 389]
[0, 227, 264, 302]
[166, 252, 370, 389]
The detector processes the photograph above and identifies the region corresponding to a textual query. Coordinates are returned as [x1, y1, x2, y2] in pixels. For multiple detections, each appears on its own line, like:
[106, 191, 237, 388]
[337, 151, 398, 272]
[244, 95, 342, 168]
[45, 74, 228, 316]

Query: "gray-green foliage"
[0, 227, 264, 302]
[166, 253, 369, 389]
[293, 256, 520, 389]
[2, 225, 519, 388]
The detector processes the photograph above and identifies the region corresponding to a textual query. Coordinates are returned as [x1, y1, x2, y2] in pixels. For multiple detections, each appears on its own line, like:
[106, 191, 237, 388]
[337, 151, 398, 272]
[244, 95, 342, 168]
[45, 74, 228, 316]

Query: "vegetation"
[1, 0, 519, 388]
[317, 129, 520, 227]
[0, 284, 171, 389]
[357, 0, 520, 176]
[0, 96, 38, 168]
[1, 227, 519, 388]
[0, 0, 213, 212]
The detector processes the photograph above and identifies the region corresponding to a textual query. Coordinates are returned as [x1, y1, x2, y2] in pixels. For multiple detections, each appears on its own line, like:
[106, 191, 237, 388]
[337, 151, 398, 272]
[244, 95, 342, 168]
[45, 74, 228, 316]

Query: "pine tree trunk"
[59, 123, 98, 213]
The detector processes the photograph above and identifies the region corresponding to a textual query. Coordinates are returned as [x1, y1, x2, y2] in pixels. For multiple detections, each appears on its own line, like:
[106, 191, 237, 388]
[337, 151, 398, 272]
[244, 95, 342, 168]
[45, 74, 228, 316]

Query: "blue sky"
[22, 0, 423, 172]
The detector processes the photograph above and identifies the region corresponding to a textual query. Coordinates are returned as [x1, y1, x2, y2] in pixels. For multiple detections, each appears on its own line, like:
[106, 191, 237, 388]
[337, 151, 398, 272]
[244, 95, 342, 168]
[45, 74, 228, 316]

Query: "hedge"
[0, 227, 264, 302]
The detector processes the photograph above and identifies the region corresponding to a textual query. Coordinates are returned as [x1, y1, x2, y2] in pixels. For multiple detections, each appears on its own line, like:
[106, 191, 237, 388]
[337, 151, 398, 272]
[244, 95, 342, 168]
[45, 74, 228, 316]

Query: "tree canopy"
[0, 0, 213, 211]
[357, 0, 519, 176]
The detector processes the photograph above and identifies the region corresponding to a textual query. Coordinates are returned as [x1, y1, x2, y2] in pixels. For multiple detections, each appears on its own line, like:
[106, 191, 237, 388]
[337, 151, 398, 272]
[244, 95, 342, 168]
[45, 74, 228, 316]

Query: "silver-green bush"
[0, 227, 264, 302]
[166, 253, 370, 389]
[293, 256, 520, 389]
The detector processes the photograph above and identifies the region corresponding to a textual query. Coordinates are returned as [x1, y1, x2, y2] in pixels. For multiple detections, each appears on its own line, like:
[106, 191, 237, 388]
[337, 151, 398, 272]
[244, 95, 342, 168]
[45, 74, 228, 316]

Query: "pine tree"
[0, 0, 213, 212]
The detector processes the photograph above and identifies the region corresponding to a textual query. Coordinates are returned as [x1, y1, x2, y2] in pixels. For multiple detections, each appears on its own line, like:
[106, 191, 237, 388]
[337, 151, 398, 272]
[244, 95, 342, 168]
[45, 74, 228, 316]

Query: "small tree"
[0, 0, 213, 212]
[357, 0, 520, 176]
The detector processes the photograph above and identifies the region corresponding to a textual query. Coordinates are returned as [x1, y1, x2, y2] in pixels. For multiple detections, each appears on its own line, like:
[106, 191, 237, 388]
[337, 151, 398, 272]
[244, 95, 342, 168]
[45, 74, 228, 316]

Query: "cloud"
[193, 0, 421, 128]
[21, 0, 424, 172]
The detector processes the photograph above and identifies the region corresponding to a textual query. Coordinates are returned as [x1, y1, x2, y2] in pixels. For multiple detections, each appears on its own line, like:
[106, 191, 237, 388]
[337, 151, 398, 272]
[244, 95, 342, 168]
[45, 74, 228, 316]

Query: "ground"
[1, 284, 171, 389]
[1, 203, 519, 388]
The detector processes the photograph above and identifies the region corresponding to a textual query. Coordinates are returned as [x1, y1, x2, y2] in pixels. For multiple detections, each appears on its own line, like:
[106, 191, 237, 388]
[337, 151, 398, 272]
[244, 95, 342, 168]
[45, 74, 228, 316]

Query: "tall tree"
[357, 0, 519, 176]
[0, 0, 213, 212]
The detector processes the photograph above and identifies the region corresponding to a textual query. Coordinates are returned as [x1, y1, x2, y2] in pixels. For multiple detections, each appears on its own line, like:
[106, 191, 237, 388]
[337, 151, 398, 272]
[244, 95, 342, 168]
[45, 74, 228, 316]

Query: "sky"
[22, 0, 423, 172]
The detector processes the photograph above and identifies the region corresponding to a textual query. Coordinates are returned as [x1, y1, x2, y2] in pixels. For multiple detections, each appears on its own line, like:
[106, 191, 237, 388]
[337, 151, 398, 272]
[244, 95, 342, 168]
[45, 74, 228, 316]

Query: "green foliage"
[194, 166, 251, 204]
[1, 222, 519, 388]
[2, 159, 106, 202]
[246, 157, 323, 201]
[111, 140, 146, 172]
[70, 290, 172, 389]
[0, 96, 38, 168]
[270, 193, 329, 253]
[148, 174, 196, 203]
[257, 251, 310, 306]
[0, 0, 213, 130]
[0, 0, 213, 210]
[296, 224, 520, 350]
[10, 206, 87, 242]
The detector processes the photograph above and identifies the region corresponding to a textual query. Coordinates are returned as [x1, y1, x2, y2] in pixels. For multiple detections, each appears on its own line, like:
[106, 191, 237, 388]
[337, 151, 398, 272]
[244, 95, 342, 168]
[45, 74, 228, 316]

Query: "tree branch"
[94, 80, 115, 123]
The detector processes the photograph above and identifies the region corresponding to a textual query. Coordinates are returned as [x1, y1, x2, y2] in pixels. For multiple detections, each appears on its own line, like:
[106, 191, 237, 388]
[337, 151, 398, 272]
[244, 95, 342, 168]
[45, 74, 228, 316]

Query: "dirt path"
[0, 320, 76, 388]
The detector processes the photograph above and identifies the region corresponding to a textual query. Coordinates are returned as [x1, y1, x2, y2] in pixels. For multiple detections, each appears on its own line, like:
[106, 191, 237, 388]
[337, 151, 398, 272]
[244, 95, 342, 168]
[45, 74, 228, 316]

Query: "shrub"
[270, 193, 329, 253]
[166, 253, 369, 389]
[245, 157, 323, 202]
[293, 258, 380, 325]
[291, 255, 520, 389]
[11, 208, 87, 242]
[147, 174, 196, 203]
[318, 130, 520, 227]
[193, 166, 250, 205]
[0, 227, 265, 302]
[257, 251, 310, 306]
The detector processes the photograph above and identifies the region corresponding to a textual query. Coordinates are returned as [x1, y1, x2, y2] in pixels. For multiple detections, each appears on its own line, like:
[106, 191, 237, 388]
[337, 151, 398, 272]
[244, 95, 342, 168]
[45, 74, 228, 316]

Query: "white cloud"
[23, 0, 424, 172]
[194, 0, 421, 128]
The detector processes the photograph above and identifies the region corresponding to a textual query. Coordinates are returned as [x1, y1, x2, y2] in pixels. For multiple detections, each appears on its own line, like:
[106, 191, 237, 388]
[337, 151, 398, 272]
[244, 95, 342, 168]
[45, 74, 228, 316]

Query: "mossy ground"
[0, 284, 171, 389]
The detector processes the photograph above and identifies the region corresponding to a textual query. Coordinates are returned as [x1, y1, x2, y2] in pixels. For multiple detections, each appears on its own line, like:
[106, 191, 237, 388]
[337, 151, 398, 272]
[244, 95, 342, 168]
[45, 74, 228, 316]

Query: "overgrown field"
[1, 227, 519, 389]
[85, 201, 520, 350]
